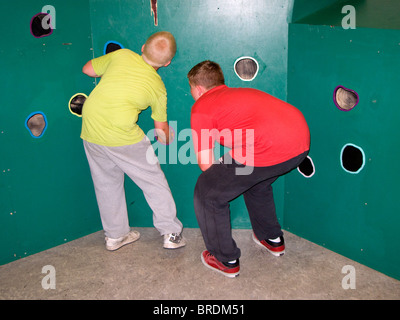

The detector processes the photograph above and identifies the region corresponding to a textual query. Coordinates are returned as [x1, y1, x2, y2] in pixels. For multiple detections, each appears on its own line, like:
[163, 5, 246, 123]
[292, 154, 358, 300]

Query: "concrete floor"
[0, 228, 399, 300]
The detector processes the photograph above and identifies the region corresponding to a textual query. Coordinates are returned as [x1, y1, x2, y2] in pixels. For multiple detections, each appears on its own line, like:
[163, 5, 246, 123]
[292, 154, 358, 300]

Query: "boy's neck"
[142, 55, 159, 71]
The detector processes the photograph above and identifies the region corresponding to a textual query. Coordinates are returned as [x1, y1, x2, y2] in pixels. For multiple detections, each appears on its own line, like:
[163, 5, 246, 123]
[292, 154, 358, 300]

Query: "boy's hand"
[154, 121, 174, 145]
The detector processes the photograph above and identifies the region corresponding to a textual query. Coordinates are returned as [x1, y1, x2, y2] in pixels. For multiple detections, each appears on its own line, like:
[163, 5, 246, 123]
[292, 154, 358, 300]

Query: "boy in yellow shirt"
[81, 31, 186, 251]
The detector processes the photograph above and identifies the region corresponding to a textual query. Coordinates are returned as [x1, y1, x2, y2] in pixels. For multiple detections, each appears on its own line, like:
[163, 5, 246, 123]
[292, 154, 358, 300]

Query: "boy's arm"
[154, 120, 173, 145]
[191, 115, 215, 171]
[82, 60, 100, 78]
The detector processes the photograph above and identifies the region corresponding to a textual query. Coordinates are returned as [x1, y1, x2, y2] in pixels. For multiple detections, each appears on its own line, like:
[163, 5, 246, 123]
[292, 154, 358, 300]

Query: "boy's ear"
[164, 61, 171, 67]
[197, 85, 206, 96]
[141, 44, 145, 53]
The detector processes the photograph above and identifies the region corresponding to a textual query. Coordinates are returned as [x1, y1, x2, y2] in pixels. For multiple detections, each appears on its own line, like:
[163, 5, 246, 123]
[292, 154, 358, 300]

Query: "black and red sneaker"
[252, 233, 285, 256]
[201, 250, 240, 278]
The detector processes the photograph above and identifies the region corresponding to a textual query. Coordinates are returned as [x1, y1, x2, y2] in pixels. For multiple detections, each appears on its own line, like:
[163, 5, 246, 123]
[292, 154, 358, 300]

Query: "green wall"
[0, 0, 100, 265]
[286, 2, 400, 280]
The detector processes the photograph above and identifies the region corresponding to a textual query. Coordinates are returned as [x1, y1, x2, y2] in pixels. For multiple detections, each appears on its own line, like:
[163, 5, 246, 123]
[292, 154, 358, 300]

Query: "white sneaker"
[163, 232, 186, 249]
[105, 230, 140, 251]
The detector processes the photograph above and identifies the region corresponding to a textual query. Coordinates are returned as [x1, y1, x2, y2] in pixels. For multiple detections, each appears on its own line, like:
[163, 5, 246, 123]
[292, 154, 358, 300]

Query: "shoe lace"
[169, 233, 181, 243]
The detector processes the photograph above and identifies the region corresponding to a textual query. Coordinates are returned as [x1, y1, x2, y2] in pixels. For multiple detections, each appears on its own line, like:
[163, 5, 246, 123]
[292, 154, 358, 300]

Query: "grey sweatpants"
[83, 137, 183, 239]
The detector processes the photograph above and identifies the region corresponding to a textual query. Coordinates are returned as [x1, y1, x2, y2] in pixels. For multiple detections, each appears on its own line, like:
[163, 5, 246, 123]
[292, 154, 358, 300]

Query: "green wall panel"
[89, 0, 294, 229]
[286, 23, 400, 280]
[290, 0, 340, 23]
[295, 0, 400, 30]
[0, 0, 100, 265]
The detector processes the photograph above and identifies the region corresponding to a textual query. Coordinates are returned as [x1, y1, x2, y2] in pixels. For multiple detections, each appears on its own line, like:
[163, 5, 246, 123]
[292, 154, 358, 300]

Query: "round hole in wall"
[341, 143, 365, 174]
[234, 56, 259, 81]
[25, 112, 47, 138]
[333, 86, 359, 111]
[30, 13, 53, 38]
[69, 93, 87, 117]
[104, 41, 124, 55]
[297, 155, 315, 178]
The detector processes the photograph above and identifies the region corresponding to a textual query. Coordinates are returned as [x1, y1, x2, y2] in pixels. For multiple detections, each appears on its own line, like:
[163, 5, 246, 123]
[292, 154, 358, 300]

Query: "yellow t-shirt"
[81, 49, 168, 146]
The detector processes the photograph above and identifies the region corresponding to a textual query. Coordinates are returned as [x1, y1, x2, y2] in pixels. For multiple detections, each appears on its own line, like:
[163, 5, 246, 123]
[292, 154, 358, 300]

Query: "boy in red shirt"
[188, 61, 310, 278]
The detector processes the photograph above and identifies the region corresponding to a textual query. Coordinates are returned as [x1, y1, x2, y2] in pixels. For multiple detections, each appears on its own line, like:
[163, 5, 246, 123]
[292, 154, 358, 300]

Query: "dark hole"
[69, 94, 87, 116]
[31, 13, 52, 38]
[105, 42, 122, 54]
[342, 145, 364, 173]
[298, 156, 315, 177]
[235, 58, 258, 81]
[26, 113, 47, 137]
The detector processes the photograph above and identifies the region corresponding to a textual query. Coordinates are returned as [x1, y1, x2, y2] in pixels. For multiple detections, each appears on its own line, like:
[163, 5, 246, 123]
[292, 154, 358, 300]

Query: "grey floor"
[0, 228, 399, 300]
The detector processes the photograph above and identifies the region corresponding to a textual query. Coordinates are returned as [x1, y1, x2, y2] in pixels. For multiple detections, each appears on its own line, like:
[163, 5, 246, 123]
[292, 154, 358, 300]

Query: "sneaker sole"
[252, 233, 285, 257]
[200, 253, 240, 278]
[163, 241, 187, 249]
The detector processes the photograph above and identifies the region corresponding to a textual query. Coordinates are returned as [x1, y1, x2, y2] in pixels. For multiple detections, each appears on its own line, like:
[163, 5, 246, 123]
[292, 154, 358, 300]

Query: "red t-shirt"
[190, 85, 310, 167]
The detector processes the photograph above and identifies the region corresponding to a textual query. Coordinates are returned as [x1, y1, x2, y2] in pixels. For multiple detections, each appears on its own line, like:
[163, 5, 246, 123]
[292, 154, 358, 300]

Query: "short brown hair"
[187, 60, 225, 89]
[143, 31, 177, 67]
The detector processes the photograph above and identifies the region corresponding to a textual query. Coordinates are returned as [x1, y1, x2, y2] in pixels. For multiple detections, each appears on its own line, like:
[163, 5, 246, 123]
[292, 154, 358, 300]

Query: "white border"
[297, 155, 315, 178]
[234, 56, 259, 81]
[340, 143, 366, 174]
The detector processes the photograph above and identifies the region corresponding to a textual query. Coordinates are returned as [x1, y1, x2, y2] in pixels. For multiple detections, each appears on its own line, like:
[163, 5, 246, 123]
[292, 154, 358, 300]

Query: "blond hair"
[142, 31, 177, 67]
